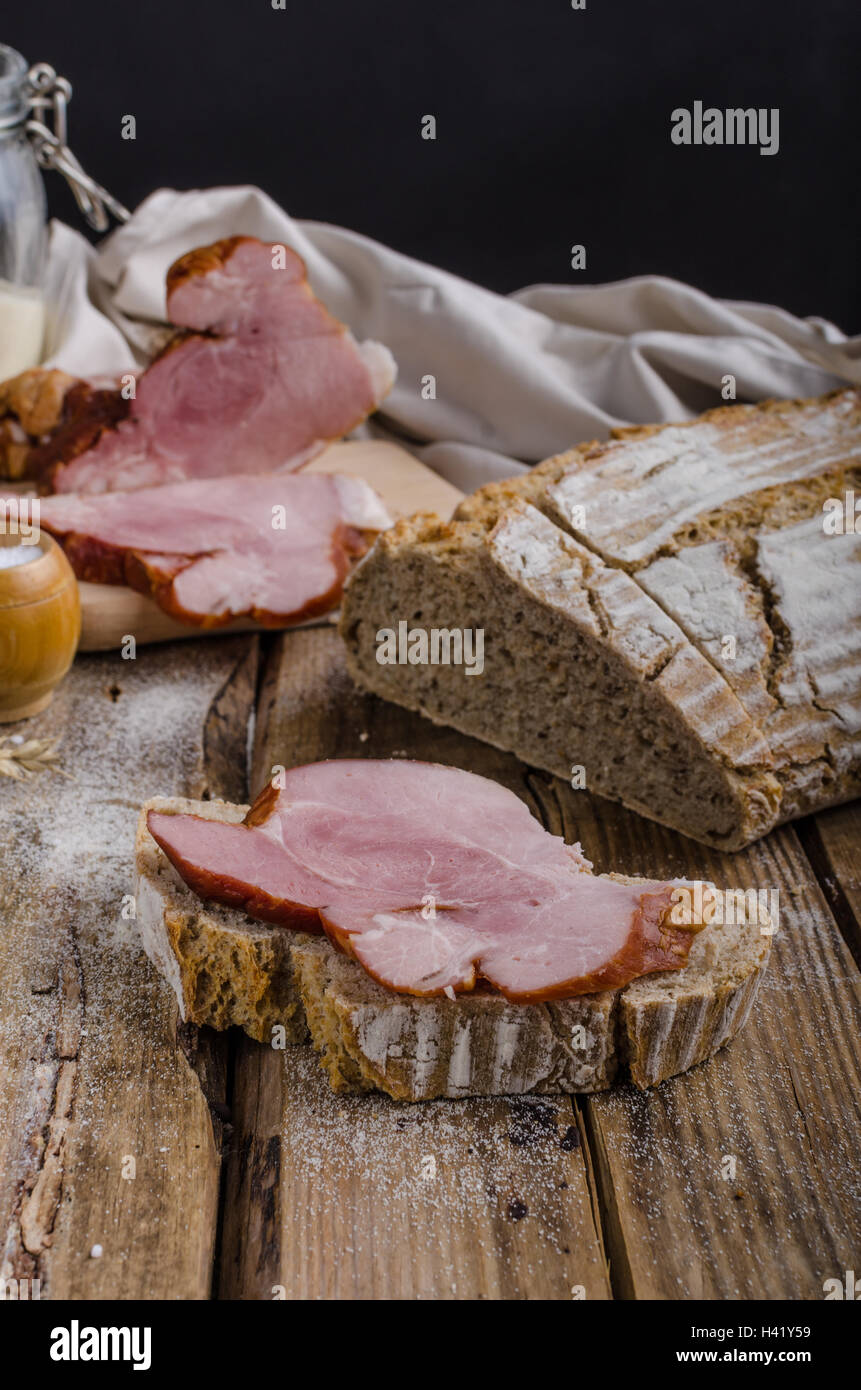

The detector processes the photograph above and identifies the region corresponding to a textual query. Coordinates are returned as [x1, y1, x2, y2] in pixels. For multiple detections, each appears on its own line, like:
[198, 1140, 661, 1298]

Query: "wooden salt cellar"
[0, 531, 80, 721]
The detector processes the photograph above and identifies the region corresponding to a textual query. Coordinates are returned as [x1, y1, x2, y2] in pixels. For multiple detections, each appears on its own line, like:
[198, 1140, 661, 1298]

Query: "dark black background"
[6, 0, 860, 329]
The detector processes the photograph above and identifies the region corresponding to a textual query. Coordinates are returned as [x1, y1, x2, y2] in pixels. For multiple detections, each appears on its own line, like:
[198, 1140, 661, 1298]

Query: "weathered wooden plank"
[275, 1048, 604, 1301]
[797, 802, 861, 969]
[527, 778, 861, 1300]
[220, 627, 611, 1300]
[216, 1035, 284, 1301]
[0, 636, 257, 1299]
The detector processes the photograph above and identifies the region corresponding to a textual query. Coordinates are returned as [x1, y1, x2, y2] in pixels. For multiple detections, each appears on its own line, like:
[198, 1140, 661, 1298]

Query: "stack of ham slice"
[147, 760, 699, 1000]
[1, 235, 400, 627]
[30, 237, 396, 495]
[38, 473, 391, 626]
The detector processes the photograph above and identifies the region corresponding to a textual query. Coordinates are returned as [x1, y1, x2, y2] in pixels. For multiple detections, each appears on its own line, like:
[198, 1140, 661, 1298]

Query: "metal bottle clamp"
[23, 63, 130, 232]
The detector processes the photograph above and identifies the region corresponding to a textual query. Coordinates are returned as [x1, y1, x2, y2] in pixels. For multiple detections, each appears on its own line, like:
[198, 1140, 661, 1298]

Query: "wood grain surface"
[798, 801, 861, 970]
[0, 636, 257, 1299]
[1, 626, 858, 1300]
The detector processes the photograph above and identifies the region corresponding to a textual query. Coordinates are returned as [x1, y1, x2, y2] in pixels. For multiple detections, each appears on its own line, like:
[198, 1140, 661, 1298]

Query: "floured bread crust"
[343, 389, 861, 845]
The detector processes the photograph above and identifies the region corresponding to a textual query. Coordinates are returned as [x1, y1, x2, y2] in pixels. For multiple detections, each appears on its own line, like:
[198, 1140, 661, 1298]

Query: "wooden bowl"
[0, 531, 81, 722]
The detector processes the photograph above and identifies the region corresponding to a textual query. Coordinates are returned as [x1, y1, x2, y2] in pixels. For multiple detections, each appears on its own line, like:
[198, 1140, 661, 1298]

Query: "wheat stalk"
[0, 736, 66, 781]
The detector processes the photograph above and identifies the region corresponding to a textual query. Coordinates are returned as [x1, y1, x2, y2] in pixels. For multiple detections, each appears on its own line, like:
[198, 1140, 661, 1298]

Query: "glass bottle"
[0, 43, 47, 377]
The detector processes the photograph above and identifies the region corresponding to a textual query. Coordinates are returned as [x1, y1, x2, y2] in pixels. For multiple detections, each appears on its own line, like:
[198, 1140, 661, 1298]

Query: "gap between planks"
[794, 804, 861, 970]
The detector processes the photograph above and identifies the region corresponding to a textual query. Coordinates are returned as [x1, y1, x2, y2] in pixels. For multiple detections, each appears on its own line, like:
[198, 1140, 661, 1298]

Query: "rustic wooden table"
[2, 627, 859, 1300]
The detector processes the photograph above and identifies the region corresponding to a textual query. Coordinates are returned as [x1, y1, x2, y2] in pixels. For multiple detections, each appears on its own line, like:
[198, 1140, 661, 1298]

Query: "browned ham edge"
[37, 473, 392, 627]
[146, 760, 700, 1002]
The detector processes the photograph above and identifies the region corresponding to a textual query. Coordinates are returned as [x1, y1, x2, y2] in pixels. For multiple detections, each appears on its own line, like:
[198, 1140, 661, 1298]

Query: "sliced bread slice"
[135, 796, 310, 1044]
[135, 799, 771, 1100]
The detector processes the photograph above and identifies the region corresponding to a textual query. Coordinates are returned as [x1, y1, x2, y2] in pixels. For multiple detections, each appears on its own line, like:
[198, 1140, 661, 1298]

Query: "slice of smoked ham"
[38, 473, 391, 626]
[34, 237, 396, 494]
[146, 760, 698, 1001]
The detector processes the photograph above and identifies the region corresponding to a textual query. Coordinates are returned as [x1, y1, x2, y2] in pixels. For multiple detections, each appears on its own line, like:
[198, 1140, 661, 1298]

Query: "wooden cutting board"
[74, 440, 463, 652]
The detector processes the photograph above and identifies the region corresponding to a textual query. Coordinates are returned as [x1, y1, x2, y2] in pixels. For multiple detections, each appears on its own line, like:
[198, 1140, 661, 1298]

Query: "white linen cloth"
[41, 184, 861, 492]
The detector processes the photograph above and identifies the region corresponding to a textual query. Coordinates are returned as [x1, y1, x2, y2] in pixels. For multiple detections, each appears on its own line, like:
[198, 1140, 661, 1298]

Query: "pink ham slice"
[38, 473, 391, 626]
[146, 760, 698, 1001]
[38, 237, 396, 495]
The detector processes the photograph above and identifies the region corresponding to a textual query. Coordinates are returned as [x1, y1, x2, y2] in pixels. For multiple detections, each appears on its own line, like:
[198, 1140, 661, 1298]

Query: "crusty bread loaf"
[341, 389, 861, 848]
[340, 504, 781, 849]
[135, 799, 770, 1100]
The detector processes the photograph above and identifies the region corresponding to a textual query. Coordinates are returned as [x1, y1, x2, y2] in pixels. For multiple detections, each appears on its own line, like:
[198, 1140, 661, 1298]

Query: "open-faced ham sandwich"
[136, 760, 771, 1100]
